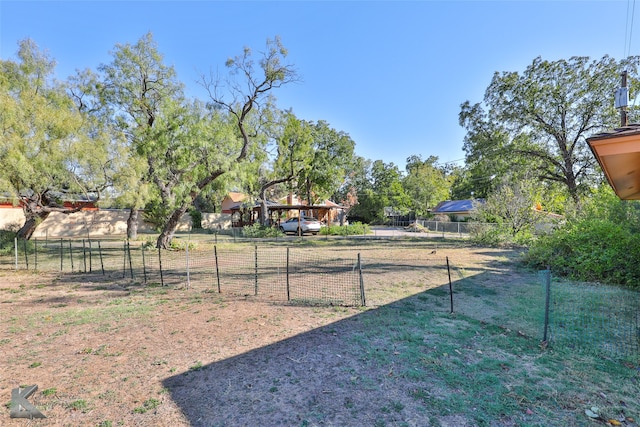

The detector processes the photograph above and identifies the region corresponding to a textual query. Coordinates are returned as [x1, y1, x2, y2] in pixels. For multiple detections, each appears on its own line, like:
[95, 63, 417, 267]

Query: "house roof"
[587, 124, 640, 200]
[230, 201, 345, 211]
[432, 199, 482, 214]
[226, 192, 247, 202]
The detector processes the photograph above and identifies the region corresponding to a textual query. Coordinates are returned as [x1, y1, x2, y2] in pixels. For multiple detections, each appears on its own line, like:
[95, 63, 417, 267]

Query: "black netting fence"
[5, 238, 365, 307]
[539, 270, 640, 359]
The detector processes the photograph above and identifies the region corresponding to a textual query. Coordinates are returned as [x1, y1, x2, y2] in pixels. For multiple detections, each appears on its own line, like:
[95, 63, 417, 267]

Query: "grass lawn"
[1, 237, 638, 426]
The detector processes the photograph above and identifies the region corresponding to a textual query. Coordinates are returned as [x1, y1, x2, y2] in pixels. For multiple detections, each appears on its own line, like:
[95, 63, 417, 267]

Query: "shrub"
[320, 222, 370, 236]
[468, 222, 533, 247]
[524, 218, 640, 287]
[168, 239, 197, 251]
[242, 223, 283, 238]
[0, 230, 17, 256]
[189, 209, 202, 229]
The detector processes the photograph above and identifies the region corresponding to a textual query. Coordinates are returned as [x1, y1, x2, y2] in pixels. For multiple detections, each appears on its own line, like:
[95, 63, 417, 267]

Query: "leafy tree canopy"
[0, 39, 114, 239]
[459, 55, 640, 205]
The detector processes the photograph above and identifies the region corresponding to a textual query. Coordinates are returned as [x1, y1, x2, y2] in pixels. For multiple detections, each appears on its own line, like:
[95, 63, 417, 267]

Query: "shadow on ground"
[162, 266, 523, 427]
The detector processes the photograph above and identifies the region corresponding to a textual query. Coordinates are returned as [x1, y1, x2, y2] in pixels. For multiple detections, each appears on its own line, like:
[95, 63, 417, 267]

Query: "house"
[225, 192, 347, 227]
[431, 199, 484, 221]
[221, 192, 248, 213]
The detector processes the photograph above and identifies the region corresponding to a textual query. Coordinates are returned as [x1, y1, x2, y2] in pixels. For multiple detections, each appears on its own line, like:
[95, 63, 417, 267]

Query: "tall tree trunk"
[259, 175, 294, 227]
[260, 194, 269, 226]
[127, 207, 139, 240]
[16, 211, 50, 240]
[156, 171, 225, 249]
[156, 205, 189, 249]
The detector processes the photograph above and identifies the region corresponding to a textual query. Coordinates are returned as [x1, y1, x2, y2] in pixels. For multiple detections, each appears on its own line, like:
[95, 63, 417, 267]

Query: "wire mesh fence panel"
[544, 276, 640, 359]
[5, 238, 426, 308]
[215, 247, 259, 296]
[153, 249, 189, 287]
[288, 249, 362, 306]
[256, 247, 287, 300]
[181, 247, 218, 290]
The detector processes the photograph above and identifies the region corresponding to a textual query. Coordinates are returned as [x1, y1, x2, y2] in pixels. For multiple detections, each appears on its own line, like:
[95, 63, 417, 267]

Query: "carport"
[229, 201, 346, 229]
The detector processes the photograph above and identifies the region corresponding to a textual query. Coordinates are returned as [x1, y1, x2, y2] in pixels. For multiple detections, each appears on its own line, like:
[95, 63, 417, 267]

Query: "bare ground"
[0, 242, 527, 426]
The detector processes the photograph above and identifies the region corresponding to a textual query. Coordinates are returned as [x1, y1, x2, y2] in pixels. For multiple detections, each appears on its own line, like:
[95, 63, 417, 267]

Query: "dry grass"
[1, 239, 638, 426]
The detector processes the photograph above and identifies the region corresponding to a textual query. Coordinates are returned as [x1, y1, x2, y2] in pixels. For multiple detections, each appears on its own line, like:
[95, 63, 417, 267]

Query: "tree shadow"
[162, 265, 528, 426]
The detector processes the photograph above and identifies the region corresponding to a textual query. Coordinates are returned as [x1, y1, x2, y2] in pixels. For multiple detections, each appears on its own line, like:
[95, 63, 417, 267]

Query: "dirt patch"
[0, 242, 517, 426]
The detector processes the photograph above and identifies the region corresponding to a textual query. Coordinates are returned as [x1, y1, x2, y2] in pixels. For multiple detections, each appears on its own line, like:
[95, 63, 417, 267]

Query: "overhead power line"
[625, 0, 637, 59]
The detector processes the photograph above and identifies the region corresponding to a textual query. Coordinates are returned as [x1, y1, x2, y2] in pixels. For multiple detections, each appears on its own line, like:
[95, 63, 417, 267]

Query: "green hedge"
[524, 218, 640, 287]
[0, 230, 16, 256]
[242, 224, 284, 238]
[320, 222, 370, 236]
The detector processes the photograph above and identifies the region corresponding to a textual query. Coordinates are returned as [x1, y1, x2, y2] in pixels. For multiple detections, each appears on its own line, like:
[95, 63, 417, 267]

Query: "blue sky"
[0, 1, 637, 170]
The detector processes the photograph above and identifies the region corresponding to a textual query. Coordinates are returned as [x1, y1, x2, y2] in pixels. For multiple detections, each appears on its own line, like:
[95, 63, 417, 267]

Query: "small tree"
[471, 175, 544, 245]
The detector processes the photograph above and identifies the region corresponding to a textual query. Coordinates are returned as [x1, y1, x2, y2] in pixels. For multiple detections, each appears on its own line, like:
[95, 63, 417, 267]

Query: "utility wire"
[625, 0, 637, 59]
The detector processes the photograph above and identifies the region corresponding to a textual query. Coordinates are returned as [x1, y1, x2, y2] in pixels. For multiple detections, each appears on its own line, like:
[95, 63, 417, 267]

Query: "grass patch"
[133, 398, 160, 414]
[67, 399, 89, 412]
[341, 273, 640, 426]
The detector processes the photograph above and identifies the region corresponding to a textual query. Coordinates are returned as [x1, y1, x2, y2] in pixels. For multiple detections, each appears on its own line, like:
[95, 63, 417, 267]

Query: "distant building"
[221, 192, 248, 214]
[431, 199, 484, 221]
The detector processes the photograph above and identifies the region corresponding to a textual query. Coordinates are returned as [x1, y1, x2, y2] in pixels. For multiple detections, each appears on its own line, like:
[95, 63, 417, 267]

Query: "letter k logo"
[10, 385, 46, 419]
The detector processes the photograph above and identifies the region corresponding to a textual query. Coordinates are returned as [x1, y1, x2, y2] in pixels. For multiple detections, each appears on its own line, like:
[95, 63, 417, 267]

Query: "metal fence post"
[286, 247, 290, 301]
[82, 239, 87, 273]
[214, 245, 221, 293]
[59, 239, 63, 271]
[98, 241, 105, 275]
[543, 269, 551, 343]
[69, 240, 74, 272]
[158, 247, 165, 287]
[447, 256, 454, 314]
[358, 253, 366, 306]
[127, 241, 134, 279]
[254, 245, 258, 296]
[141, 244, 147, 284]
[14, 237, 18, 270]
[186, 237, 191, 289]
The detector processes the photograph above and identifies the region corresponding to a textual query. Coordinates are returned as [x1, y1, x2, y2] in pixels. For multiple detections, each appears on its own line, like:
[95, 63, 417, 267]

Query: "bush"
[468, 222, 533, 247]
[189, 209, 202, 229]
[242, 223, 283, 238]
[524, 218, 640, 287]
[0, 230, 17, 256]
[320, 222, 370, 236]
[168, 239, 197, 251]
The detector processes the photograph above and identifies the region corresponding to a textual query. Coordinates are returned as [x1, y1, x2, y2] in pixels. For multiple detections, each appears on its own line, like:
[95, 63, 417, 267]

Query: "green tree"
[348, 160, 410, 223]
[198, 36, 298, 239]
[460, 55, 640, 204]
[0, 39, 112, 239]
[257, 111, 313, 225]
[332, 155, 369, 223]
[471, 174, 546, 245]
[294, 120, 356, 205]
[402, 155, 450, 216]
[97, 32, 184, 240]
